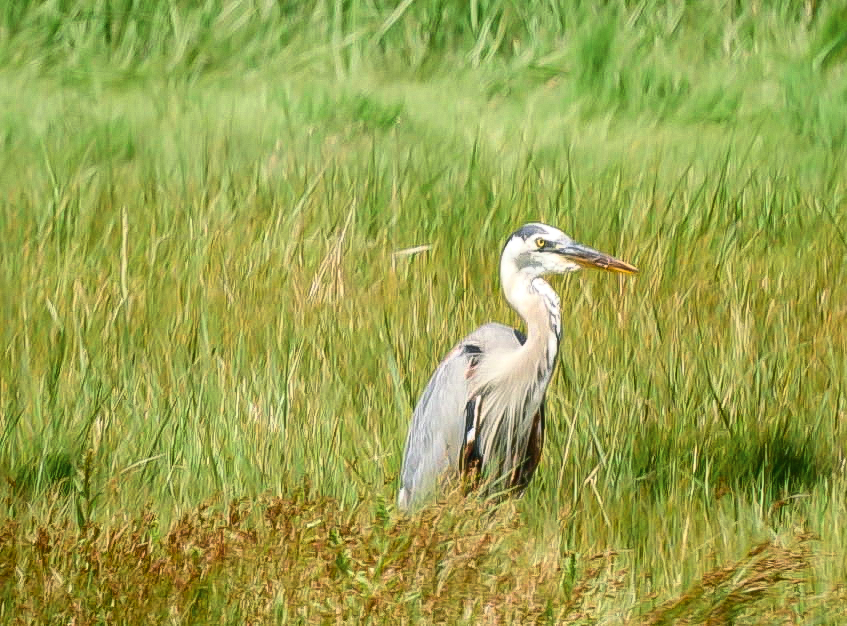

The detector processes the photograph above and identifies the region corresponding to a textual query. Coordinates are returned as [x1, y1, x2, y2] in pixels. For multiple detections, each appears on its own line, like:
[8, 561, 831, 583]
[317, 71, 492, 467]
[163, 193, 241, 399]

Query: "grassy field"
[2, 0, 847, 622]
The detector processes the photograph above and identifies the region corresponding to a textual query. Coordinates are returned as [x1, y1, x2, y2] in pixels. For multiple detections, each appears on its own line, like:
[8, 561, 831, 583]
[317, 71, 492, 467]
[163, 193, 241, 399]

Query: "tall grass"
[1, 0, 846, 622]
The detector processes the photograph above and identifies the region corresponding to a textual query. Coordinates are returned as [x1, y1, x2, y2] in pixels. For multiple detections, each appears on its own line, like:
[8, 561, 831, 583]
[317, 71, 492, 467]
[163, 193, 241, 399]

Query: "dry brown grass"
[641, 536, 817, 625]
[2, 487, 839, 624]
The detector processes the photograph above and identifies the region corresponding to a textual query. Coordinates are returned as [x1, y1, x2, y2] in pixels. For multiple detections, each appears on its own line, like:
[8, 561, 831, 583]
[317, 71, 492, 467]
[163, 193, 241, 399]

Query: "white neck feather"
[501, 266, 562, 370]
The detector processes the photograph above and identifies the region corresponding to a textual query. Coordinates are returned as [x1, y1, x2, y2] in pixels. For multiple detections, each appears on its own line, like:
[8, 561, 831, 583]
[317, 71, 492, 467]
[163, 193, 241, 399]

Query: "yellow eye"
[535, 237, 545, 249]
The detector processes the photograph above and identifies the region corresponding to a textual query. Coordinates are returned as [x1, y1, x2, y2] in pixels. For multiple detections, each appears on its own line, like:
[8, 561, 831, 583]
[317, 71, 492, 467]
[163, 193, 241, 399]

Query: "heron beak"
[556, 241, 638, 275]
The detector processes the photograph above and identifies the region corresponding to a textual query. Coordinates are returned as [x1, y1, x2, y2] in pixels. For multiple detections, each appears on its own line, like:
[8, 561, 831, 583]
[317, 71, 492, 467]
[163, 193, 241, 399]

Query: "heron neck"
[502, 270, 562, 371]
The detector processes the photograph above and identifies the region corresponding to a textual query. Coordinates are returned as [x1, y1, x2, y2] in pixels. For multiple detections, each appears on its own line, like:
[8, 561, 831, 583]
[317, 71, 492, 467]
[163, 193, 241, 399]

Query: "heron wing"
[397, 323, 524, 510]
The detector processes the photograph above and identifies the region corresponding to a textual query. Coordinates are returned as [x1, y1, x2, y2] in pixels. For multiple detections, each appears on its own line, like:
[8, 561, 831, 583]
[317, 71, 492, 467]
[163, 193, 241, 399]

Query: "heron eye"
[535, 237, 545, 249]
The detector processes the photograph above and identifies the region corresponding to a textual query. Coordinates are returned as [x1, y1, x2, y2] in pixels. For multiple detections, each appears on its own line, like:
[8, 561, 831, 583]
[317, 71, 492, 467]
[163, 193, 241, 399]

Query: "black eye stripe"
[512, 224, 548, 240]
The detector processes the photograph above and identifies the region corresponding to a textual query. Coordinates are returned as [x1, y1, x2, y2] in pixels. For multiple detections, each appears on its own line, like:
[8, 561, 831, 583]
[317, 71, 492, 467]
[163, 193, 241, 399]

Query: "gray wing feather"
[397, 322, 524, 510]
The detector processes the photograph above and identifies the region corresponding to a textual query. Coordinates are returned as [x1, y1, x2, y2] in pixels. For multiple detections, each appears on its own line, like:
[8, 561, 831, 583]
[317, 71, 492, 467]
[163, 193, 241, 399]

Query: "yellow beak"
[557, 242, 638, 275]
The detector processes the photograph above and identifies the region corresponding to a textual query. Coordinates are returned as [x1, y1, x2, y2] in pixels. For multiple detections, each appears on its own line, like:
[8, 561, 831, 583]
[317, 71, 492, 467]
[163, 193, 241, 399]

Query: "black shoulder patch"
[513, 328, 527, 345]
[511, 223, 547, 241]
[463, 343, 483, 370]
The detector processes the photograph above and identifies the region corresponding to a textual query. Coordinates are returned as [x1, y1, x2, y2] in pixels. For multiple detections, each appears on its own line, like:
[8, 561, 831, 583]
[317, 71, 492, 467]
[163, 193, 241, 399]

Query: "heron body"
[397, 223, 637, 511]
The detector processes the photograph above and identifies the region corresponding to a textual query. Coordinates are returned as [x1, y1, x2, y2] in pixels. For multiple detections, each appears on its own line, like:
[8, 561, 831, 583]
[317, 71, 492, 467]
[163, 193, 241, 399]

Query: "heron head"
[502, 222, 638, 277]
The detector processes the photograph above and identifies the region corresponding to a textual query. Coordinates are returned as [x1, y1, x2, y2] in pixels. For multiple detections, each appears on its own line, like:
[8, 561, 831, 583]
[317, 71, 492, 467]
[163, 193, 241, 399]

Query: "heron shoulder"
[462, 322, 526, 353]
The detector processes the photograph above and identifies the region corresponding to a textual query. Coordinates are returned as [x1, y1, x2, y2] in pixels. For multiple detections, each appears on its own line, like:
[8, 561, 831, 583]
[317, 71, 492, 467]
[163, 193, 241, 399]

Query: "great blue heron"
[397, 223, 637, 511]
